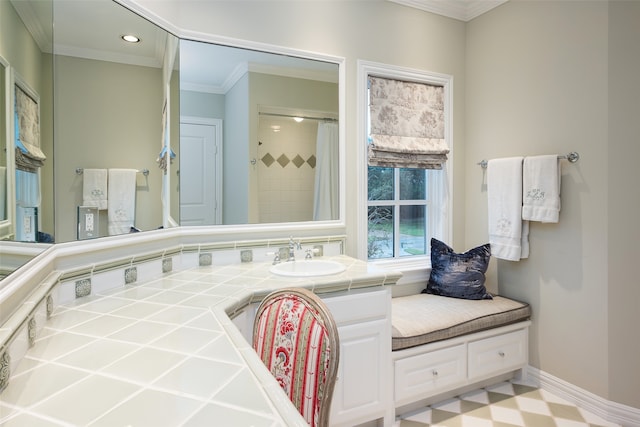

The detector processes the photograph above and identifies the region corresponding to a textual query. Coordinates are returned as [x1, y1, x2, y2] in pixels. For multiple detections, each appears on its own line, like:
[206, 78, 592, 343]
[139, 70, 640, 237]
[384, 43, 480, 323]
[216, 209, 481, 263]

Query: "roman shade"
[368, 76, 448, 169]
[15, 85, 45, 172]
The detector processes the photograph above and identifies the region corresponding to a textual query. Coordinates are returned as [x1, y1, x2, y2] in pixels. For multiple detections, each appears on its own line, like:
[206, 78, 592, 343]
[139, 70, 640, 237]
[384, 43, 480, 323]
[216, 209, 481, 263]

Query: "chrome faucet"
[288, 236, 301, 261]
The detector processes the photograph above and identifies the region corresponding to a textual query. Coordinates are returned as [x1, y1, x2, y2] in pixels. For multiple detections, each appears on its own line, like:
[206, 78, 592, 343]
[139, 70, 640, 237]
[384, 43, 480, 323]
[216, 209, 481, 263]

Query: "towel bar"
[76, 168, 149, 176]
[477, 152, 579, 169]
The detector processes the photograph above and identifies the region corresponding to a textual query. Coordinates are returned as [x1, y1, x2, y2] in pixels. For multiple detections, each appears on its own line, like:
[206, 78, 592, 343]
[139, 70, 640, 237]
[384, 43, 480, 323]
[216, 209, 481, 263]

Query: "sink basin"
[270, 260, 346, 277]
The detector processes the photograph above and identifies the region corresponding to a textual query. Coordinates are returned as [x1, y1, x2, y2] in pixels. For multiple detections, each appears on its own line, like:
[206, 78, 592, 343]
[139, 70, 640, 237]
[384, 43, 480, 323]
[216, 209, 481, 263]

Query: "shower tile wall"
[258, 116, 317, 223]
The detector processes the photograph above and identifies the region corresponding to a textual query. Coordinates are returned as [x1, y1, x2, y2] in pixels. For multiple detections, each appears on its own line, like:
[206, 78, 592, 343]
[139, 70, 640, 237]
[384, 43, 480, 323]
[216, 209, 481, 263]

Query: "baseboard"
[526, 366, 640, 427]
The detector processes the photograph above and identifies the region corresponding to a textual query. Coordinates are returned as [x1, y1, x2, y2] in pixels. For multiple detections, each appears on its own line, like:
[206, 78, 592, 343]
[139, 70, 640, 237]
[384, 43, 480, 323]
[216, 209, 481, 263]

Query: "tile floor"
[395, 381, 620, 427]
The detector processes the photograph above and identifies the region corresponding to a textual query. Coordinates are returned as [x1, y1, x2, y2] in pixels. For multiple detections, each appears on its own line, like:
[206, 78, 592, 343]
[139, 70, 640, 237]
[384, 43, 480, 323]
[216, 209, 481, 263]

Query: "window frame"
[357, 61, 453, 273]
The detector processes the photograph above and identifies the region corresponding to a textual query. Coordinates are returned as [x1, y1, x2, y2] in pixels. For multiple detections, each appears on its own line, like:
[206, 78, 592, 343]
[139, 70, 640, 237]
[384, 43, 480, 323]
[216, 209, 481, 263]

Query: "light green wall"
[180, 90, 225, 119]
[54, 55, 163, 241]
[224, 73, 250, 224]
[0, 0, 54, 239]
[0, 0, 44, 93]
[607, 0, 640, 408]
[467, 0, 640, 408]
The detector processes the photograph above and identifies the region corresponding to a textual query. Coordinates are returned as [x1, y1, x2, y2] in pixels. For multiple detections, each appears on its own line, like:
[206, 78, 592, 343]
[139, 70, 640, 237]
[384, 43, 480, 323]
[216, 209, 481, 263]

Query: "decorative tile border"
[199, 253, 212, 266]
[75, 278, 92, 298]
[27, 318, 36, 347]
[162, 257, 173, 273]
[124, 267, 137, 284]
[0, 350, 9, 393]
[260, 153, 316, 169]
[241, 250, 253, 263]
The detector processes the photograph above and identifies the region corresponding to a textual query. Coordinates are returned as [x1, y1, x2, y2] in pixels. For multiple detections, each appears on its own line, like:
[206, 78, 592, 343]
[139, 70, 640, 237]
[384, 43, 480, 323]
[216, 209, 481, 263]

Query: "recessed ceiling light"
[121, 34, 140, 43]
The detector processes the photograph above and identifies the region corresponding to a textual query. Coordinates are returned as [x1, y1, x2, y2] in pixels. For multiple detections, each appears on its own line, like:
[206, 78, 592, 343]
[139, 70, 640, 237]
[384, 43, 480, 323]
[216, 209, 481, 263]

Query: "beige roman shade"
[15, 85, 45, 172]
[368, 76, 448, 169]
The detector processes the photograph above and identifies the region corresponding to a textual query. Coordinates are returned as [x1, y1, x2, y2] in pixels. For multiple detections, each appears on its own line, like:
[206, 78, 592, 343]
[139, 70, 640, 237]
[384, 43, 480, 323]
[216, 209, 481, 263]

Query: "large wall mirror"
[177, 40, 340, 226]
[0, 0, 53, 273]
[1, 0, 343, 250]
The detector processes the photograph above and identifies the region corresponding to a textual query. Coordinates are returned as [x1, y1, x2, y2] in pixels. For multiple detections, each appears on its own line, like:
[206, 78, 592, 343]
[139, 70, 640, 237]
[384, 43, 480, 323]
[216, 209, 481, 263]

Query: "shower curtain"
[313, 122, 339, 221]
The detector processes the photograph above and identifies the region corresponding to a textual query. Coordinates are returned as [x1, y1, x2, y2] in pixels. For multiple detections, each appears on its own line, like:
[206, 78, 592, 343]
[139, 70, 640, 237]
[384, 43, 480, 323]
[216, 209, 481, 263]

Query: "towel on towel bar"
[108, 169, 137, 235]
[487, 157, 529, 261]
[82, 168, 108, 210]
[522, 155, 561, 223]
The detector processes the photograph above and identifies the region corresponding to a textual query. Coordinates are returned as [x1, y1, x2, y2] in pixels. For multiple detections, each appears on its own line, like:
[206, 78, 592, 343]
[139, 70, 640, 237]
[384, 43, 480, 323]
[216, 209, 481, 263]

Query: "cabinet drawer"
[394, 344, 466, 402]
[468, 329, 527, 380]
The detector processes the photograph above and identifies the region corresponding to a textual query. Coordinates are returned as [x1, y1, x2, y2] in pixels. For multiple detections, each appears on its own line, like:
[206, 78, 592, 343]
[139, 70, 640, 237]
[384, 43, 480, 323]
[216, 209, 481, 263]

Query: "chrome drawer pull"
[498, 351, 505, 357]
[432, 370, 439, 376]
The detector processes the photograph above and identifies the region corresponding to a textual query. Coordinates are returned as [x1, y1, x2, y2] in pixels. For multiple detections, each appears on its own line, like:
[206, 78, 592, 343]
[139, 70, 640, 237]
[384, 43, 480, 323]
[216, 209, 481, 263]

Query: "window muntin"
[367, 166, 429, 260]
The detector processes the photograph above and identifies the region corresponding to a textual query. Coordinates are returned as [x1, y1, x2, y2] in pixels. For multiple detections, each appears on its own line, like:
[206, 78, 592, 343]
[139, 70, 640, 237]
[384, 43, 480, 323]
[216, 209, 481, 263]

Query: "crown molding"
[388, 0, 508, 22]
[10, 0, 52, 53]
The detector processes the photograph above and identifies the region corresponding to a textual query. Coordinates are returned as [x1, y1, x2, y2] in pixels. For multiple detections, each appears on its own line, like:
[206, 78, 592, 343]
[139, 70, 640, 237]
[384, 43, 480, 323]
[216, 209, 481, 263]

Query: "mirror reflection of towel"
[108, 169, 137, 235]
[82, 168, 108, 210]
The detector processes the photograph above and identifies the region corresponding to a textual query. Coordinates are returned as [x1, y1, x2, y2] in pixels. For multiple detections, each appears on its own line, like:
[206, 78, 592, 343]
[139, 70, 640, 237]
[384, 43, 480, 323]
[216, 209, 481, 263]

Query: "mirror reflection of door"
[179, 118, 222, 225]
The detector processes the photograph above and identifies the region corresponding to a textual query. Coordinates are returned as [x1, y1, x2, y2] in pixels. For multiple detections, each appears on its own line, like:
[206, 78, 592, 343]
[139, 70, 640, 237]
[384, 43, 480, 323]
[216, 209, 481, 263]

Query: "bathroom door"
[179, 118, 222, 225]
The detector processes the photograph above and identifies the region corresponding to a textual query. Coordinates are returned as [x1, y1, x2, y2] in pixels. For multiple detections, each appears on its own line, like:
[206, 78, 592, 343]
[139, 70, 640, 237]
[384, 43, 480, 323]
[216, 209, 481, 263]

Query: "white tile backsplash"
[8, 326, 29, 376]
[93, 269, 124, 295]
[180, 252, 199, 269]
[211, 249, 240, 266]
[57, 280, 77, 305]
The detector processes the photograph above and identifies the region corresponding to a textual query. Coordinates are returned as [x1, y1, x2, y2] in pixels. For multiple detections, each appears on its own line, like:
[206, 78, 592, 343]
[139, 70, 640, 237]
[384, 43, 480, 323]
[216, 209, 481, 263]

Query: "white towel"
[82, 169, 108, 210]
[522, 155, 561, 223]
[487, 157, 529, 261]
[107, 169, 137, 235]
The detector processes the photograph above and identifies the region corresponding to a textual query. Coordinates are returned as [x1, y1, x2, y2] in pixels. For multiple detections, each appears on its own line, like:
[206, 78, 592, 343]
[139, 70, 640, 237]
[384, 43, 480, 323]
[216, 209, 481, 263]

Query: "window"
[368, 167, 430, 259]
[357, 61, 452, 264]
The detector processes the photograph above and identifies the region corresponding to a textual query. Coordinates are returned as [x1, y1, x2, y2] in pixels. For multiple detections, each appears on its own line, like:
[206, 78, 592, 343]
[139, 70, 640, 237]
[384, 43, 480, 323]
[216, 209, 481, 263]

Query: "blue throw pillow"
[423, 238, 492, 300]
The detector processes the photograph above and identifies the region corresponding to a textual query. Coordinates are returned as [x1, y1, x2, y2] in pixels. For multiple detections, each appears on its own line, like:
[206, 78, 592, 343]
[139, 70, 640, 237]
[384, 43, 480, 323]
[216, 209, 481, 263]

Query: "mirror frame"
[0, 55, 12, 240]
[114, 0, 347, 235]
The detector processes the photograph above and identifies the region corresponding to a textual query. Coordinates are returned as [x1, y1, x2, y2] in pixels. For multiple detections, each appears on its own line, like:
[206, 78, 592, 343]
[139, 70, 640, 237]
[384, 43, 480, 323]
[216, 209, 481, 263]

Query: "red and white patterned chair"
[253, 288, 340, 427]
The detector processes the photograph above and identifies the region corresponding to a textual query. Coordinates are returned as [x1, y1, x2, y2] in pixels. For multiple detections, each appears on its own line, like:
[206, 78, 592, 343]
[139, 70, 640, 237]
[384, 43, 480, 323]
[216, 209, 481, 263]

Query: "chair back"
[253, 288, 339, 427]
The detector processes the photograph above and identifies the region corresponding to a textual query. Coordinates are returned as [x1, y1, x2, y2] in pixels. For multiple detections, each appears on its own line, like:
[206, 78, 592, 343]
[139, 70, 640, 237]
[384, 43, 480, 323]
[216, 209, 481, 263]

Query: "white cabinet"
[392, 322, 530, 411]
[323, 288, 392, 427]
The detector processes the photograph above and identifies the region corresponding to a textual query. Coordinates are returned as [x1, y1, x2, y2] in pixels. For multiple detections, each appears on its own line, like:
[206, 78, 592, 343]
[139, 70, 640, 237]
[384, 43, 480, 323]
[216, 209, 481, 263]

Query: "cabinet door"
[330, 318, 391, 426]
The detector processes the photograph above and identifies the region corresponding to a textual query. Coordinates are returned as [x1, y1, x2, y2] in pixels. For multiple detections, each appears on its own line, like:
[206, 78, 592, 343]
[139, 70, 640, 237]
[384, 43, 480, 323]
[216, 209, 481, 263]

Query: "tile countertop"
[0, 255, 402, 426]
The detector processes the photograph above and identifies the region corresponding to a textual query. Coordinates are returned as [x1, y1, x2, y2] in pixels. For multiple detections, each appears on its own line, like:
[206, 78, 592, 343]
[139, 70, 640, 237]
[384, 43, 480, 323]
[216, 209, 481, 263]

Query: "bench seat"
[391, 294, 531, 351]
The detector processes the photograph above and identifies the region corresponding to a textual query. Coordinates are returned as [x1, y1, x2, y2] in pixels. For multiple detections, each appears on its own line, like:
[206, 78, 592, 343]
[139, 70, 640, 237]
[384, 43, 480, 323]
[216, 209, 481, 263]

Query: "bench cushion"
[392, 294, 531, 351]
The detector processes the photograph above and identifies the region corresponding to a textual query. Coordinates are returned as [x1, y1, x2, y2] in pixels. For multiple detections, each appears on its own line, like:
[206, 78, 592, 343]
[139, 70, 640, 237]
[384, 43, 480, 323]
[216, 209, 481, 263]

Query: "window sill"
[369, 256, 431, 286]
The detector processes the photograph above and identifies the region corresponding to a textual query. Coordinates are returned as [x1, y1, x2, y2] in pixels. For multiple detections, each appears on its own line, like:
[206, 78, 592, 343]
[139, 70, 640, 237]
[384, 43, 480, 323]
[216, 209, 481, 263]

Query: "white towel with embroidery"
[107, 169, 137, 235]
[522, 155, 561, 223]
[82, 168, 108, 210]
[487, 157, 529, 261]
